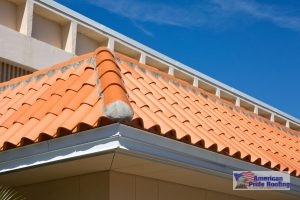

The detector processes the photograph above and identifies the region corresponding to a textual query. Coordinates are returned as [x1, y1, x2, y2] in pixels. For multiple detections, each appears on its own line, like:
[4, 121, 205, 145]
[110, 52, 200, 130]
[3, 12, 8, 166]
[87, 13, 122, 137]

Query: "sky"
[55, 0, 300, 120]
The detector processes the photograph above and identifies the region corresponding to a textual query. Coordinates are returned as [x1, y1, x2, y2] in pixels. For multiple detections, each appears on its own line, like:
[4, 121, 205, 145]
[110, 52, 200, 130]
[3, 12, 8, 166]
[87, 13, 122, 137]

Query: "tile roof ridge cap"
[94, 47, 134, 122]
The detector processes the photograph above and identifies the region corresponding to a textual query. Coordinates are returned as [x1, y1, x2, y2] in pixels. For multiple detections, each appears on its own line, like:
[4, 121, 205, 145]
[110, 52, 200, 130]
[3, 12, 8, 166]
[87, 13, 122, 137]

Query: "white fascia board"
[0, 123, 299, 193]
[0, 124, 122, 173]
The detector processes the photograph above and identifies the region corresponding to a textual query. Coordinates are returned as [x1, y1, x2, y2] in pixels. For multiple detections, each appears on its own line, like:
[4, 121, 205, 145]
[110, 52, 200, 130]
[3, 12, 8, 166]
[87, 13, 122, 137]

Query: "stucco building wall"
[0, 0, 18, 30]
[16, 171, 249, 200]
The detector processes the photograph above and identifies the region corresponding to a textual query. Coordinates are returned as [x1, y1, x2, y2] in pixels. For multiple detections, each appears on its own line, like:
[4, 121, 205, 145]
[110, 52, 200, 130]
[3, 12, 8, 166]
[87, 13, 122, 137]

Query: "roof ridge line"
[94, 48, 133, 122]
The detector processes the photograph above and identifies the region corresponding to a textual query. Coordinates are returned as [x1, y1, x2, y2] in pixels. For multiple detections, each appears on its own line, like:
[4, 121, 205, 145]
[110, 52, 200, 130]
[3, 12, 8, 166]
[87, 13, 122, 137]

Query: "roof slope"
[0, 48, 299, 177]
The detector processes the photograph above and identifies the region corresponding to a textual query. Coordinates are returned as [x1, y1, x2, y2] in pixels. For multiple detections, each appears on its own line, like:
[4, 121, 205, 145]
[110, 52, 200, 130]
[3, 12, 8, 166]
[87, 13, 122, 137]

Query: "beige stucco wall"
[16, 171, 109, 200]
[0, 0, 17, 30]
[110, 171, 249, 200]
[76, 32, 100, 55]
[15, 171, 249, 200]
[32, 13, 62, 49]
[0, 24, 73, 70]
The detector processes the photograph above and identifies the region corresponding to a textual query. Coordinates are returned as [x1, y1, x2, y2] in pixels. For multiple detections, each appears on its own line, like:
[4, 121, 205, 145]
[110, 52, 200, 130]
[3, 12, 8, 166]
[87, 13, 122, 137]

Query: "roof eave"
[0, 123, 299, 196]
[117, 125, 300, 191]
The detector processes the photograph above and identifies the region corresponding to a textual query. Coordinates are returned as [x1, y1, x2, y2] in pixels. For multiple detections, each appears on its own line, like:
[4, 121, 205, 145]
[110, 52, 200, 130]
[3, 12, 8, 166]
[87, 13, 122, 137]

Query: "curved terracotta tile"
[62, 104, 94, 132]
[0, 122, 23, 147]
[80, 99, 103, 127]
[78, 86, 99, 107]
[11, 118, 40, 140]
[40, 109, 74, 137]
[66, 84, 94, 111]
[0, 108, 16, 126]
[0, 93, 23, 114]
[95, 47, 133, 122]
[23, 84, 50, 106]
[17, 99, 46, 124]
[38, 79, 65, 100]
[0, 47, 299, 177]
[43, 70, 64, 86]
[0, 87, 13, 101]
[1, 104, 31, 128]
[130, 103, 159, 131]
[71, 62, 94, 77]
[67, 68, 95, 92]
[9, 89, 36, 110]
[4, 82, 26, 99]
[0, 97, 12, 113]
[33, 94, 61, 119]
[53, 75, 78, 96]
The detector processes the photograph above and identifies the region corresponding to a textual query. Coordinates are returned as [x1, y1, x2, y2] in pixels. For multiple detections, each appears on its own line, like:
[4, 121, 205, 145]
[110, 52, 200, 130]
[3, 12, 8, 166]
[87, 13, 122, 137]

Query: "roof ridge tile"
[94, 48, 133, 122]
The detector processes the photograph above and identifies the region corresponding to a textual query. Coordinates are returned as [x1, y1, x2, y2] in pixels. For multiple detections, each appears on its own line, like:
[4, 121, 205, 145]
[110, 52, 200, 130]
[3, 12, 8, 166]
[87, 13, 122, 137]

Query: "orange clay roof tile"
[0, 47, 299, 177]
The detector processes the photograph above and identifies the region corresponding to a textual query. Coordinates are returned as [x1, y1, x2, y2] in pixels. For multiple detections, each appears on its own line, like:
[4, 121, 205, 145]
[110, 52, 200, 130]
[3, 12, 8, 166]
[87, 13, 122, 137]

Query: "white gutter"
[0, 124, 299, 195]
[0, 124, 121, 172]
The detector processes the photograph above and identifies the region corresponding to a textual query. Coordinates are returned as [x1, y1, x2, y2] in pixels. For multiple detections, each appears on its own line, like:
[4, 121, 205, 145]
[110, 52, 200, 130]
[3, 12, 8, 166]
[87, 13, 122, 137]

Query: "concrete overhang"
[0, 24, 73, 70]
[0, 123, 299, 200]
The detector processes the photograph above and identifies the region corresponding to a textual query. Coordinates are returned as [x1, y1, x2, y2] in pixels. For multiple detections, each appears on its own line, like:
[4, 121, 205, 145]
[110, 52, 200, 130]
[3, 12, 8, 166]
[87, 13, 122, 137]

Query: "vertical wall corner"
[18, 0, 33, 36]
[107, 37, 115, 51]
[63, 21, 77, 54]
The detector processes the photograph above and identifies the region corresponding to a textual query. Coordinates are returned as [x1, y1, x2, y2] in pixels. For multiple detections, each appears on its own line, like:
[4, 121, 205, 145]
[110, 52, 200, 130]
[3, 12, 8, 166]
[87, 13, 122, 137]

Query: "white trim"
[0, 124, 299, 194]
[0, 124, 121, 172]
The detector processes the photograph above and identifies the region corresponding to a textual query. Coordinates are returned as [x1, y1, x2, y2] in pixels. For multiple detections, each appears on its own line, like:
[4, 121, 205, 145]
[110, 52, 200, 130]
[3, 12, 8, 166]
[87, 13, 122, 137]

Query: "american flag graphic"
[242, 171, 257, 186]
